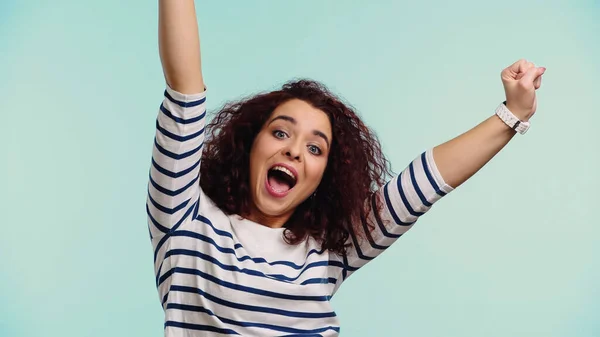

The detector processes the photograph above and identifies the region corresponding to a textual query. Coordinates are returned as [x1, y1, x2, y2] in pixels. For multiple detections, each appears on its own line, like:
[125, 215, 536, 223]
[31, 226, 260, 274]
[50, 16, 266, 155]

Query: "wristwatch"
[495, 101, 530, 135]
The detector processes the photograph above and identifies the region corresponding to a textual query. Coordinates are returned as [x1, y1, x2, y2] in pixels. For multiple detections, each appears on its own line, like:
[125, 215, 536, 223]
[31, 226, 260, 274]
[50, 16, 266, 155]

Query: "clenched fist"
[501, 59, 546, 122]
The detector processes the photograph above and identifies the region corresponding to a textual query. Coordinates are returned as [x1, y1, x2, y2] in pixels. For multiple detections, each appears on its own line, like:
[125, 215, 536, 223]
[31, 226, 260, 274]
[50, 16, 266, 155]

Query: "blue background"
[1, 1, 599, 336]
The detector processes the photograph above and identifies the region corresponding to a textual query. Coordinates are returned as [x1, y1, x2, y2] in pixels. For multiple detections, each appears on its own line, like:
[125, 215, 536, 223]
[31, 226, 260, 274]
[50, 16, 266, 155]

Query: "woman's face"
[247, 99, 332, 227]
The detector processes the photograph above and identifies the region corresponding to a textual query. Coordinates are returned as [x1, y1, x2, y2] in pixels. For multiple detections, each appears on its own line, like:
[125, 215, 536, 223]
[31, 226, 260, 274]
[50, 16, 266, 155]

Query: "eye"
[273, 130, 288, 139]
[307, 144, 322, 155]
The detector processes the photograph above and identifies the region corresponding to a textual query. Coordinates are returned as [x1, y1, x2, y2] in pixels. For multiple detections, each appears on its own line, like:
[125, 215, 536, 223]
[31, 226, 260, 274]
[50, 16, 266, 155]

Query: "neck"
[245, 206, 293, 229]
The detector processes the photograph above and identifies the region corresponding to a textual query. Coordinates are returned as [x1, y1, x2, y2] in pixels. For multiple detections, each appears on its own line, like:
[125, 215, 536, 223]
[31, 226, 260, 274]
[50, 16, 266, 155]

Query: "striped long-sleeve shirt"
[147, 86, 454, 336]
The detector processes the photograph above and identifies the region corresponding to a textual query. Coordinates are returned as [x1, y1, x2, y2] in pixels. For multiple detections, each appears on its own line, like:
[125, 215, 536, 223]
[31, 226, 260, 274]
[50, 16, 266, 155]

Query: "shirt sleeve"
[146, 85, 207, 241]
[336, 148, 454, 285]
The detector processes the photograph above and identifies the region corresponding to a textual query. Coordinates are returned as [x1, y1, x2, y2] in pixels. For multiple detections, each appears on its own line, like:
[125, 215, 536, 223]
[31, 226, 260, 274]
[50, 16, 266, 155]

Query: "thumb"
[521, 66, 546, 85]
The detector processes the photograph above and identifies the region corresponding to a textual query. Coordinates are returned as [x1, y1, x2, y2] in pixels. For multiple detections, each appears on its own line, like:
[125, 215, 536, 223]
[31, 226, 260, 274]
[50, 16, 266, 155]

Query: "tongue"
[268, 176, 291, 193]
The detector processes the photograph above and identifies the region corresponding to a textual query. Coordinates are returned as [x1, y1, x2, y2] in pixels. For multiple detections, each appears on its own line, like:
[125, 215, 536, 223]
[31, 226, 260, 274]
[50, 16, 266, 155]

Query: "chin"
[250, 188, 309, 225]
[254, 197, 294, 218]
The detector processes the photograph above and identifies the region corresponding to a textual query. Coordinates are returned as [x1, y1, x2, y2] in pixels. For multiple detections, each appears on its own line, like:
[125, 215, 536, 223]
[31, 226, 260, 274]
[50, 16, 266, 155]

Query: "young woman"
[147, 1, 545, 336]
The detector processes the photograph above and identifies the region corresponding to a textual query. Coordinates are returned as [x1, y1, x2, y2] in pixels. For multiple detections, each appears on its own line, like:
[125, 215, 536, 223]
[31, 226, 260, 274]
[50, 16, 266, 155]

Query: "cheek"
[249, 135, 277, 179]
[252, 134, 277, 157]
[304, 158, 328, 186]
[249, 140, 265, 181]
[250, 136, 268, 164]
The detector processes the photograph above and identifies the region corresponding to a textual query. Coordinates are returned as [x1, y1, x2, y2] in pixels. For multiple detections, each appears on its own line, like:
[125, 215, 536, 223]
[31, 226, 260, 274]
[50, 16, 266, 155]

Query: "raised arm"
[147, 0, 207, 242]
[433, 60, 545, 187]
[333, 60, 545, 287]
[159, 0, 204, 93]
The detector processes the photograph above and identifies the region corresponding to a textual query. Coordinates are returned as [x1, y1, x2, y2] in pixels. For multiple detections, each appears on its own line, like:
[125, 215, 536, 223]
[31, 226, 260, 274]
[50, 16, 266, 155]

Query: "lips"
[265, 163, 298, 198]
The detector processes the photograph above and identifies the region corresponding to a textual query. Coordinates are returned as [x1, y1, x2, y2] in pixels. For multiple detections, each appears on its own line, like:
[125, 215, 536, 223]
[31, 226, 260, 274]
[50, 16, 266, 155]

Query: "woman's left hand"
[501, 59, 546, 122]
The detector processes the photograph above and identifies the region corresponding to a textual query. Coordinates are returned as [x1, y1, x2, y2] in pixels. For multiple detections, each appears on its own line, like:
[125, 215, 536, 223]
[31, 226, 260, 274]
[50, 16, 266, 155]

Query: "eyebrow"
[268, 115, 330, 148]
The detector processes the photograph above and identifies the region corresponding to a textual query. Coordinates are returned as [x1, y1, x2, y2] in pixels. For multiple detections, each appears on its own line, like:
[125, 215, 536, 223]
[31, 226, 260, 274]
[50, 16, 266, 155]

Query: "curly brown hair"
[199, 79, 392, 256]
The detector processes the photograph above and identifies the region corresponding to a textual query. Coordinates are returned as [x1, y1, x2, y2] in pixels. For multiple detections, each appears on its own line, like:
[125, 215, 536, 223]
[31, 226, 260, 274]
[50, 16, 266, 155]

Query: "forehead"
[269, 99, 332, 138]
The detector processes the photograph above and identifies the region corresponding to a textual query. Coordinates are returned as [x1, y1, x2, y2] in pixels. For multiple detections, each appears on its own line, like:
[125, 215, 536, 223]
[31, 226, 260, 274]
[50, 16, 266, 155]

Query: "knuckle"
[518, 81, 529, 89]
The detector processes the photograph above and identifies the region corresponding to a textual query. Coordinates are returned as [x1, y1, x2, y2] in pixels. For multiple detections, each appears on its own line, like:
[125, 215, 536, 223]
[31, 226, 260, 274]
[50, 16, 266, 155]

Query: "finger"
[520, 61, 535, 75]
[507, 59, 528, 73]
[526, 61, 535, 70]
[521, 66, 546, 85]
[516, 62, 535, 80]
[534, 75, 542, 90]
[502, 59, 528, 80]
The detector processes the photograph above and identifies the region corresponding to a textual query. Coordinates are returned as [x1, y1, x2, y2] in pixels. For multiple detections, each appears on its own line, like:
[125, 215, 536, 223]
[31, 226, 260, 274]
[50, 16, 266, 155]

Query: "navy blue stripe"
[155, 260, 167, 287]
[160, 104, 205, 125]
[165, 267, 330, 301]
[397, 172, 425, 217]
[195, 215, 326, 269]
[341, 254, 349, 280]
[409, 162, 433, 207]
[360, 213, 388, 250]
[300, 277, 337, 285]
[153, 199, 198, 263]
[420, 152, 447, 197]
[196, 215, 235, 240]
[163, 248, 337, 284]
[149, 173, 197, 197]
[170, 230, 314, 271]
[348, 228, 374, 263]
[156, 119, 205, 142]
[147, 203, 170, 234]
[151, 157, 200, 178]
[164, 89, 206, 107]
[164, 320, 239, 335]
[155, 137, 203, 160]
[163, 249, 283, 283]
[165, 239, 328, 282]
[383, 182, 415, 226]
[155, 236, 170, 265]
[170, 285, 336, 319]
[192, 190, 201, 219]
[342, 257, 357, 272]
[327, 260, 345, 269]
[147, 193, 190, 215]
[167, 303, 339, 334]
[371, 193, 402, 239]
[162, 293, 168, 306]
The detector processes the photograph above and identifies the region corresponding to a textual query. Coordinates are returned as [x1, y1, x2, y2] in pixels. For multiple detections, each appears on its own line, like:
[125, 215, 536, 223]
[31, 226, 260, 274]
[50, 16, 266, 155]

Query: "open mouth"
[266, 165, 297, 195]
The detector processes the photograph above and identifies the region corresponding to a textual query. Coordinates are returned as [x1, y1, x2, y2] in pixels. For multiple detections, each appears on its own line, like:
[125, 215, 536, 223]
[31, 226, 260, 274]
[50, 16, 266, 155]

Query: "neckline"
[229, 214, 287, 233]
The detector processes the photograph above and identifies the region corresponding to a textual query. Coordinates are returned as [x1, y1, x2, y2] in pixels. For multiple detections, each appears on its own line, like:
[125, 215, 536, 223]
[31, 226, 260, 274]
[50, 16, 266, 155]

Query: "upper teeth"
[272, 166, 296, 182]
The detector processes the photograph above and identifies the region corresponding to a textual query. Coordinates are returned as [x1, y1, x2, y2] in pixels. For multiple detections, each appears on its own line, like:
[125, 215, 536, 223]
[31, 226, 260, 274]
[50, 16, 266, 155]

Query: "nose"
[282, 142, 302, 162]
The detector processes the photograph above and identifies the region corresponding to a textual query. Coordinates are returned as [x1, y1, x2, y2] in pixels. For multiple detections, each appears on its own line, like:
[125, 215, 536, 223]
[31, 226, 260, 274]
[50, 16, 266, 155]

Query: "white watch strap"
[495, 102, 530, 135]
